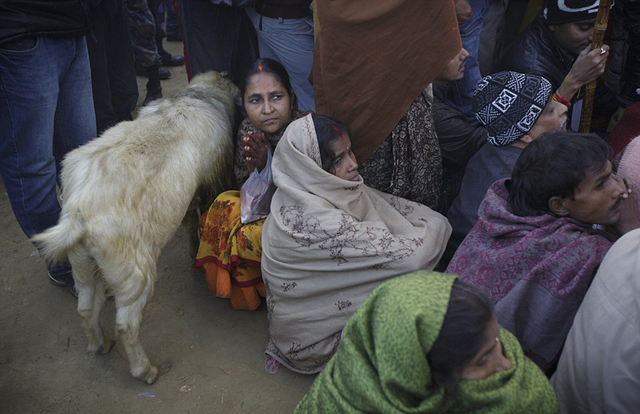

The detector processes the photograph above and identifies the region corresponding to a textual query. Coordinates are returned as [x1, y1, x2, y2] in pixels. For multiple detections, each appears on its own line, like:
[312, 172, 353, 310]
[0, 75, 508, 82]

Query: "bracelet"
[552, 92, 572, 109]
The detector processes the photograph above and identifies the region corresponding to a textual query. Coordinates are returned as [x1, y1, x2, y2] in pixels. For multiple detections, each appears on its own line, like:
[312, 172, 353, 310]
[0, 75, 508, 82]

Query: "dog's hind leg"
[112, 262, 158, 384]
[69, 250, 112, 354]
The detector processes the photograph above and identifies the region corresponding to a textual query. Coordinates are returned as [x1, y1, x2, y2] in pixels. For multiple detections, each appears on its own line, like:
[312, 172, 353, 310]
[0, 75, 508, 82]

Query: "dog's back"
[37, 72, 236, 268]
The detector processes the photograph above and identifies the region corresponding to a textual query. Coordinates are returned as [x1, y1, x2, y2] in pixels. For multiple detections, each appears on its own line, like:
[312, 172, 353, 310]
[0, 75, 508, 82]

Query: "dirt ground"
[0, 41, 316, 414]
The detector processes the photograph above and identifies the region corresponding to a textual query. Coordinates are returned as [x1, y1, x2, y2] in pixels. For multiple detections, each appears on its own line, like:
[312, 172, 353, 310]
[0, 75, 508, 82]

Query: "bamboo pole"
[578, 0, 613, 132]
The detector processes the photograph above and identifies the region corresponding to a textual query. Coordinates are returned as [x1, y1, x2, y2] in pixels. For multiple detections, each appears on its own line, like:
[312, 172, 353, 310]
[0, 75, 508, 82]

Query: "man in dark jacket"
[432, 46, 487, 213]
[495, 0, 616, 126]
[0, 0, 97, 295]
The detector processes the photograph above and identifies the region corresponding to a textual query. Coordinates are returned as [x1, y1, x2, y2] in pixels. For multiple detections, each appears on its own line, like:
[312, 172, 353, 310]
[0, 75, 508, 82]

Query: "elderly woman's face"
[244, 72, 292, 135]
[460, 316, 512, 381]
[329, 133, 360, 181]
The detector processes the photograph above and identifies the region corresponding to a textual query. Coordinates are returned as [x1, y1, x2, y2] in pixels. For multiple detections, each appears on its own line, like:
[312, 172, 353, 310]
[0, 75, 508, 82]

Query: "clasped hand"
[243, 130, 270, 173]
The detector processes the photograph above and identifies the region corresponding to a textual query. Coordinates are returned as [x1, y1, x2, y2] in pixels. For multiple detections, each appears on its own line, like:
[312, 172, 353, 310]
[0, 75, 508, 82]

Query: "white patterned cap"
[473, 71, 553, 146]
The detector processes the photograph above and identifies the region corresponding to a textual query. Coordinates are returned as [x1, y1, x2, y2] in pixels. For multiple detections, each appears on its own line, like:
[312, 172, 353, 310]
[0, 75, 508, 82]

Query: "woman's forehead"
[246, 72, 284, 90]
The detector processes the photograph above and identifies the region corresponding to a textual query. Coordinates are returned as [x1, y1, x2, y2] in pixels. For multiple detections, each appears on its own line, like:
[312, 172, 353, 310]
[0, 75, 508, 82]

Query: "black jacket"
[495, 15, 617, 119]
[495, 16, 572, 90]
[0, 0, 91, 46]
[433, 83, 487, 214]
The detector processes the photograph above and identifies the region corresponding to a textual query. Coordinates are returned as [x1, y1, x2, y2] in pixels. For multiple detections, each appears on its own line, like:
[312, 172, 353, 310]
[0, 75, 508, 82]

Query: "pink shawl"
[447, 179, 615, 371]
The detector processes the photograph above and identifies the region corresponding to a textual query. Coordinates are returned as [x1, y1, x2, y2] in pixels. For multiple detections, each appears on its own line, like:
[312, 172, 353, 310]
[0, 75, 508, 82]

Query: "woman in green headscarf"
[294, 271, 558, 413]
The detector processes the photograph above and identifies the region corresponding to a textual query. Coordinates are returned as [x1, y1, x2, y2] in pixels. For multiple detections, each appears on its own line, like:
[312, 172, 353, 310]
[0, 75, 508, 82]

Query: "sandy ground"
[0, 41, 316, 414]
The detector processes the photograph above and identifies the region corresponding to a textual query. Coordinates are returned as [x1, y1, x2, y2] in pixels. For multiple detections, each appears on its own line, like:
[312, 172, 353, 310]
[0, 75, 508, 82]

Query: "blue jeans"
[245, 8, 316, 112]
[448, 0, 489, 126]
[0, 36, 96, 275]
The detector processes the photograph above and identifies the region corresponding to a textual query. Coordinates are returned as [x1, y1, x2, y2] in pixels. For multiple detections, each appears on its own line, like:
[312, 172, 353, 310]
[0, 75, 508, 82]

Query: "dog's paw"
[144, 365, 159, 385]
[87, 338, 114, 355]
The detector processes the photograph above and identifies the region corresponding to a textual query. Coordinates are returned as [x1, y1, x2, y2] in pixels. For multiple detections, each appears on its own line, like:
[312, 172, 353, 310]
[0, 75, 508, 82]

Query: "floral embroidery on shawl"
[278, 205, 424, 267]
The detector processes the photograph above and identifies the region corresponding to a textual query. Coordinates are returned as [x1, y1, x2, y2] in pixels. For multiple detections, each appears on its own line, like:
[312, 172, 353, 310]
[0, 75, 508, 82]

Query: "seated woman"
[195, 58, 307, 311]
[261, 114, 451, 374]
[294, 272, 558, 413]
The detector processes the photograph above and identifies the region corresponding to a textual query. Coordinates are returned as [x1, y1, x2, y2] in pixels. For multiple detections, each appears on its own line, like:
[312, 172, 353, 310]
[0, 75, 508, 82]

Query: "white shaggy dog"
[32, 71, 239, 384]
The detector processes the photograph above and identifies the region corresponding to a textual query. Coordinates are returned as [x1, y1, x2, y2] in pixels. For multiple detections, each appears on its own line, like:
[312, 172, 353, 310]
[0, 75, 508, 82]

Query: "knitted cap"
[474, 71, 553, 146]
[543, 0, 600, 25]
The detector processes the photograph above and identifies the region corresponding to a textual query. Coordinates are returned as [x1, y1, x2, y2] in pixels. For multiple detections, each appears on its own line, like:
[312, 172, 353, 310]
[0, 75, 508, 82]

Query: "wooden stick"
[578, 0, 613, 133]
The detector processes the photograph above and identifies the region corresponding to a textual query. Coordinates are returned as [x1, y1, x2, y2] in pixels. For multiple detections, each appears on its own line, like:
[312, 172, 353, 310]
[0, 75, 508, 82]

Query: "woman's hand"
[243, 130, 269, 173]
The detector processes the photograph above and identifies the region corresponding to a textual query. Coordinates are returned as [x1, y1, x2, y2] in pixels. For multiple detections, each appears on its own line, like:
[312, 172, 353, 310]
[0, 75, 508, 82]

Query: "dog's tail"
[31, 209, 85, 265]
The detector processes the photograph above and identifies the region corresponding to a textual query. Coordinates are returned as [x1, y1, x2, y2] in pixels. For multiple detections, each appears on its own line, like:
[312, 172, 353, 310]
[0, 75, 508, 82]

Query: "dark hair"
[428, 280, 494, 391]
[312, 114, 351, 174]
[508, 131, 610, 216]
[240, 58, 296, 108]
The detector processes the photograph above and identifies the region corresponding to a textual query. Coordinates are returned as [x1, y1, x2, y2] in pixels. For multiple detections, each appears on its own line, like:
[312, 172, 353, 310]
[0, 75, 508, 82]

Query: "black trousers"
[178, 0, 257, 87]
[87, 0, 139, 134]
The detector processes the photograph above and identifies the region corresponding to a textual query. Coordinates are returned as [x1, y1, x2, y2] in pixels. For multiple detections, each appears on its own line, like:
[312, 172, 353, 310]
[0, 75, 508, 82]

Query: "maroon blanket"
[447, 179, 615, 372]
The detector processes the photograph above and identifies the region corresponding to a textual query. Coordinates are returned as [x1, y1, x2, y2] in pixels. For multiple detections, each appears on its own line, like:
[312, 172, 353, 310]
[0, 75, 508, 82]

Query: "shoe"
[160, 54, 184, 67]
[48, 270, 73, 287]
[135, 66, 171, 80]
[143, 90, 163, 106]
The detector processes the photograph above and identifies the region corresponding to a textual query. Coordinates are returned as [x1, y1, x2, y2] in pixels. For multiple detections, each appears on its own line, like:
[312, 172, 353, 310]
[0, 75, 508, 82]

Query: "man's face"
[549, 19, 595, 55]
[560, 161, 628, 225]
[528, 99, 568, 140]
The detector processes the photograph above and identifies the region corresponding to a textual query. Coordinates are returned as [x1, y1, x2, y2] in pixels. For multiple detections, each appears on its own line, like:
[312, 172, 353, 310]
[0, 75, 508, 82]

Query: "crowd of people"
[2, 0, 640, 412]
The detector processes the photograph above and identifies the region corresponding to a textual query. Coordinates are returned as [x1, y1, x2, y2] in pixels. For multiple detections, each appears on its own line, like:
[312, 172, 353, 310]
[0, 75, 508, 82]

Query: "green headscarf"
[294, 271, 558, 413]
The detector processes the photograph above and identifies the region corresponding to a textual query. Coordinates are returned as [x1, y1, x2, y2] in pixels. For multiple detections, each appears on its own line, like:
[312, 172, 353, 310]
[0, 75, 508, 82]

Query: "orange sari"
[194, 190, 265, 310]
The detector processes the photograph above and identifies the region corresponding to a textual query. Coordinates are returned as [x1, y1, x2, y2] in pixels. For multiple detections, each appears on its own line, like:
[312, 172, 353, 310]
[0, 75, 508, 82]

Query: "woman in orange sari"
[195, 58, 307, 310]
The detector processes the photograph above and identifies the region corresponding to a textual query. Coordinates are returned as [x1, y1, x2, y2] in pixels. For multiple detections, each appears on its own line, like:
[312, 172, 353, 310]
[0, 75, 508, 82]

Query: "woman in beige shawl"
[261, 114, 452, 374]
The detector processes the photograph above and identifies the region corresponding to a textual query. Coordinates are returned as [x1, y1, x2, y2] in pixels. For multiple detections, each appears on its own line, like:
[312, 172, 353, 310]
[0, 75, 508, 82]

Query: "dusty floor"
[0, 41, 316, 414]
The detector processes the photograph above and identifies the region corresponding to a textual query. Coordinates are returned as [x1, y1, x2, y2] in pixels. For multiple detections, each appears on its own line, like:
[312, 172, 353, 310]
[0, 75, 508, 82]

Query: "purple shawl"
[447, 179, 615, 372]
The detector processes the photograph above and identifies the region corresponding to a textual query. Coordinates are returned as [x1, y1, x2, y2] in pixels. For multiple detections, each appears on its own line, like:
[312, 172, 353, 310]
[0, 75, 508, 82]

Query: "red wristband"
[552, 92, 571, 109]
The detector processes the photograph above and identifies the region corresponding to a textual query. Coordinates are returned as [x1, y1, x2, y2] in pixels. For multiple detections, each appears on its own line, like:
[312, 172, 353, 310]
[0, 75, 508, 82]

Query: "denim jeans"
[0, 36, 96, 275]
[245, 8, 316, 112]
[448, 0, 489, 126]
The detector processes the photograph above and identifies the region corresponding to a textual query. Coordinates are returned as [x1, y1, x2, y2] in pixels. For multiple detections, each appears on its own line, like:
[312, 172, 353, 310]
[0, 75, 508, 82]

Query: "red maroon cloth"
[608, 102, 640, 158]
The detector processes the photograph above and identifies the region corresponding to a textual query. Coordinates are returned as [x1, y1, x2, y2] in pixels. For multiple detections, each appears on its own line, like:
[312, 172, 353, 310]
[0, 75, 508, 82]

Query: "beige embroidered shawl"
[261, 114, 451, 373]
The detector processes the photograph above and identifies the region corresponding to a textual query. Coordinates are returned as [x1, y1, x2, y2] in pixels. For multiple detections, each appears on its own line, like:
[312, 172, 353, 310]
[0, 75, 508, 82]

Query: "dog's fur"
[32, 71, 239, 384]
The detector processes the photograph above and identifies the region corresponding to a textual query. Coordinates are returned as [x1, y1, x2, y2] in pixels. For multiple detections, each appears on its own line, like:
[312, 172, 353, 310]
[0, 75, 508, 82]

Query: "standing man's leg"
[124, 0, 163, 105]
[150, 0, 184, 67]
[87, 0, 138, 135]
[0, 36, 96, 287]
[245, 9, 315, 112]
[179, 0, 257, 86]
